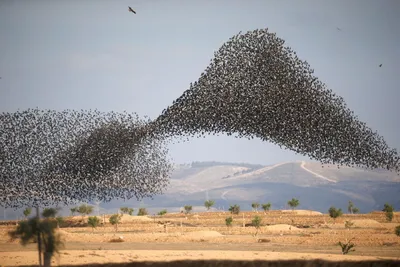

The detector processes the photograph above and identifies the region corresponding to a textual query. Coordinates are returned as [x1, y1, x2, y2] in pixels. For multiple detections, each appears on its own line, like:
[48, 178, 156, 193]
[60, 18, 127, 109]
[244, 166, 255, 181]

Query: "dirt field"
[1, 210, 399, 266]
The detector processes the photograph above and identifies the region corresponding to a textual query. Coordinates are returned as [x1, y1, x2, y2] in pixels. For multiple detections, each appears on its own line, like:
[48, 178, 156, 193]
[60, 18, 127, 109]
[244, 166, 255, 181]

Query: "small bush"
[225, 217, 233, 227]
[88, 216, 100, 232]
[137, 208, 148, 216]
[328, 206, 343, 223]
[184, 205, 192, 214]
[386, 211, 394, 222]
[338, 238, 356, 255]
[344, 220, 354, 229]
[395, 225, 400, 236]
[252, 215, 262, 236]
[109, 237, 124, 243]
[228, 205, 240, 215]
[158, 209, 167, 216]
[56, 216, 64, 228]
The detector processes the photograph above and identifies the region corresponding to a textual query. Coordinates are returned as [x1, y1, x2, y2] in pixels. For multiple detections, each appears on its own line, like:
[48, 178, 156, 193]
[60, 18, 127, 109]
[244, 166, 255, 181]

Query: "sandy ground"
[1, 250, 399, 266]
[1, 211, 400, 266]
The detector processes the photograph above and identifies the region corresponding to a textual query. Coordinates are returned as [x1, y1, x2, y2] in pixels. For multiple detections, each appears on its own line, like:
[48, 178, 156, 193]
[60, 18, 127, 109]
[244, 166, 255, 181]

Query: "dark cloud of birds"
[153, 29, 399, 173]
[0, 28, 398, 208]
[0, 109, 172, 208]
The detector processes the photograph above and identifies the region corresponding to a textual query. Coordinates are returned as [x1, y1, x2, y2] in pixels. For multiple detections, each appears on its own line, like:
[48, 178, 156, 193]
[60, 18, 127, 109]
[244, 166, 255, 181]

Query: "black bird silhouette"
[336, 27, 342, 31]
[379, 64, 382, 67]
[128, 6, 136, 14]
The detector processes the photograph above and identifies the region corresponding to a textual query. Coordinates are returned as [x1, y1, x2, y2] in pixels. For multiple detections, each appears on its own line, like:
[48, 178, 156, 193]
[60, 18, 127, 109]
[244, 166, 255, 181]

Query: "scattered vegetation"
[120, 207, 134, 216]
[88, 216, 101, 232]
[287, 198, 300, 211]
[347, 201, 359, 214]
[204, 200, 215, 211]
[261, 203, 271, 213]
[77, 204, 94, 218]
[23, 208, 31, 220]
[252, 215, 262, 236]
[251, 202, 260, 212]
[338, 238, 356, 255]
[395, 225, 400, 237]
[158, 209, 167, 216]
[344, 220, 354, 230]
[184, 205, 192, 214]
[137, 208, 148, 216]
[225, 216, 233, 227]
[382, 203, 394, 222]
[109, 214, 122, 232]
[229, 204, 240, 215]
[328, 206, 343, 223]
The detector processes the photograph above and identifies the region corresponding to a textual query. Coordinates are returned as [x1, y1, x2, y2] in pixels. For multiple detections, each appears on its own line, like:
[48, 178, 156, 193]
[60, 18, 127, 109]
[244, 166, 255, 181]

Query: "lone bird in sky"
[128, 6, 136, 14]
[379, 64, 382, 67]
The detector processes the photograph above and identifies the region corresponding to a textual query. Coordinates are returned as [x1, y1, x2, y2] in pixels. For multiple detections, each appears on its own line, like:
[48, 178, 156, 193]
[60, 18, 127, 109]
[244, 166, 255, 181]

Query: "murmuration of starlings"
[0, 28, 398, 208]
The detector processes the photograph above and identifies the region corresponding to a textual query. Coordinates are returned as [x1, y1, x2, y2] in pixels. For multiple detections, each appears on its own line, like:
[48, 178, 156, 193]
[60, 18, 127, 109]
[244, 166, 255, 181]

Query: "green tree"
[204, 200, 215, 211]
[251, 202, 260, 212]
[347, 201, 359, 214]
[23, 208, 32, 219]
[9, 217, 64, 267]
[120, 207, 129, 214]
[88, 216, 100, 232]
[229, 204, 240, 215]
[109, 214, 122, 232]
[252, 215, 262, 236]
[158, 209, 167, 216]
[184, 205, 192, 214]
[127, 208, 134, 215]
[287, 198, 300, 211]
[42, 208, 58, 219]
[120, 207, 134, 215]
[70, 207, 77, 216]
[137, 208, 148, 216]
[77, 204, 94, 219]
[261, 203, 271, 214]
[328, 206, 343, 223]
[382, 203, 394, 222]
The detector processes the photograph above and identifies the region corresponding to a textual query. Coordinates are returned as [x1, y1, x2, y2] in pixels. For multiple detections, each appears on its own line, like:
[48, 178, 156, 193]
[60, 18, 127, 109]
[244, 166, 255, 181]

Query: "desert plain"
[1, 210, 400, 266]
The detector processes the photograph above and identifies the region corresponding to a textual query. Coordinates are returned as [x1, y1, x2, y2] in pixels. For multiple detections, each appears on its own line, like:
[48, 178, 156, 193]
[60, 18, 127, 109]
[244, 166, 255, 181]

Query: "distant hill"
[1, 161, 399, 219]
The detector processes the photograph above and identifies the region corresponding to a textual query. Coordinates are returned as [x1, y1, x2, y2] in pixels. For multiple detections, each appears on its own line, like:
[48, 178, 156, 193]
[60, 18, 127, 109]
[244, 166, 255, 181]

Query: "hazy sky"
[0, 0, 399, 165]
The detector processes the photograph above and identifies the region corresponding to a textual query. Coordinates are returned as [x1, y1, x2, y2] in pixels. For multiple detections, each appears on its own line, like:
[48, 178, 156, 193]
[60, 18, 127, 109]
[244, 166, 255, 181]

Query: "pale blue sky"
[0, 0, 399, 165]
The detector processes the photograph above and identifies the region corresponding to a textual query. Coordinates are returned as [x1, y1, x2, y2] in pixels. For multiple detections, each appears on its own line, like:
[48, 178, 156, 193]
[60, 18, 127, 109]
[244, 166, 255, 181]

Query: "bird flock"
[0, 28, 398, 208]
[0, 109, 172, 208]
[153, 29, 399, 173]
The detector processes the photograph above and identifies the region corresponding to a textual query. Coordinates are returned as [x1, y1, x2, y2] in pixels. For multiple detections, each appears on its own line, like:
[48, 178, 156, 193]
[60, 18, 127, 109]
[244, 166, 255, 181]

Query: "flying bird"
[336, 27, 342, 31]
[379, 64, 382, 67]
[128, 6, 136, 14]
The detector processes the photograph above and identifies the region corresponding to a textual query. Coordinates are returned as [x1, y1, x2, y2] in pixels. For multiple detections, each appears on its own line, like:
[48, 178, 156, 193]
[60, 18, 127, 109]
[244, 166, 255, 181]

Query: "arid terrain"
[1, 210, 400, 266]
